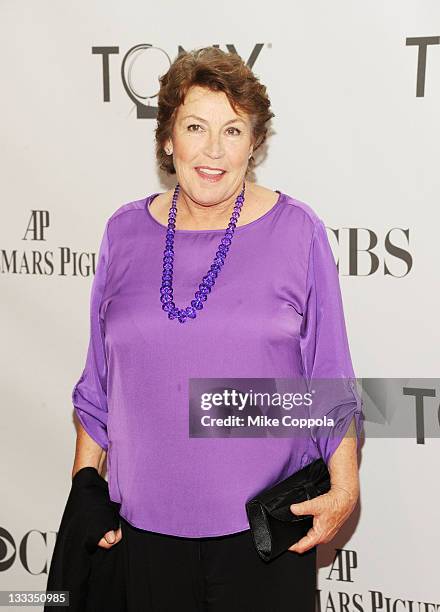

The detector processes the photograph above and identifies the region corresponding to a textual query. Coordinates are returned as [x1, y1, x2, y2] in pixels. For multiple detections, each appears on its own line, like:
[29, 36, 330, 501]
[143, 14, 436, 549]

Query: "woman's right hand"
[98, 526, 123, 549]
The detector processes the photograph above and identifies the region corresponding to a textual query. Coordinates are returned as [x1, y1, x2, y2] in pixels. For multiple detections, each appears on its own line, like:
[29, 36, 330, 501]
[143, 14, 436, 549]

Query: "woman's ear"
[164, 138, 173, 156]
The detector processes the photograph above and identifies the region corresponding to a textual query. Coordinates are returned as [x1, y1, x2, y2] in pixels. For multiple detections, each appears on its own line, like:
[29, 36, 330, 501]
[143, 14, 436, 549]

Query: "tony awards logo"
[92, 43, 266, 118]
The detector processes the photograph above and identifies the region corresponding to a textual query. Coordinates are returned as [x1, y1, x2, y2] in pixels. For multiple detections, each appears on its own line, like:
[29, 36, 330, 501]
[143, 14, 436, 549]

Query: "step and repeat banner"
[1, 1, 439, 610]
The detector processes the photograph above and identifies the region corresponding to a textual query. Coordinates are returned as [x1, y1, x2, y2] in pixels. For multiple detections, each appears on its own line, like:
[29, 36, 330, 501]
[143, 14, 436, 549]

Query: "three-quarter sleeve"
[72, 222, 110, 451]
[300, 219, 364, 465]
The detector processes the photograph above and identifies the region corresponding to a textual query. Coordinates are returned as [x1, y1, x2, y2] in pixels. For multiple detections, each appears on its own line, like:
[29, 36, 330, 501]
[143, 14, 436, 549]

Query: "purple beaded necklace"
[160, 180, 246, 323]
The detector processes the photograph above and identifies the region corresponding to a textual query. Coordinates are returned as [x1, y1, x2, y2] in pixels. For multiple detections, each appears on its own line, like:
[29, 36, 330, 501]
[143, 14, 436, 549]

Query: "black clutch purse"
[245, 458, 331, 562]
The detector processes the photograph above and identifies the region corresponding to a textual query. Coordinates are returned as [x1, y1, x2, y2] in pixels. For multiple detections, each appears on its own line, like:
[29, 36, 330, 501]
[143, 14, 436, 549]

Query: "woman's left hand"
[287, 485, 359, 554]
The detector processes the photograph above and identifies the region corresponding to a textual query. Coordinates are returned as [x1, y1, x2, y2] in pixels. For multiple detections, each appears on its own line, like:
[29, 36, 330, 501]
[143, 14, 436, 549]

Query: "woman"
[70, 47, 363, 611]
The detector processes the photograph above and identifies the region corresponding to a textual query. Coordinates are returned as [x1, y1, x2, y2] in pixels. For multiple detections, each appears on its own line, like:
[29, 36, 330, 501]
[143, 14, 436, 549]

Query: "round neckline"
[144, 189, 284, 234]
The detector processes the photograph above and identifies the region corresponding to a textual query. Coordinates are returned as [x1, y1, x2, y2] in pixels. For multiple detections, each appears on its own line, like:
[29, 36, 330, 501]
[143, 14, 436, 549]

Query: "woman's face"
[164, 85, 254, 205]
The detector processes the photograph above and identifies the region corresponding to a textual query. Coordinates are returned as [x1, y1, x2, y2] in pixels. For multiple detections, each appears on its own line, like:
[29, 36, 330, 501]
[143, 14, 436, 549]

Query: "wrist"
[330, 483, 359, 505]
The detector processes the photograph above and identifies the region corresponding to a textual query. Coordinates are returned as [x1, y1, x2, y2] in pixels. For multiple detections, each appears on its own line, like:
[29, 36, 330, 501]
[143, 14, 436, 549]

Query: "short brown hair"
[155, 47, 274, 175]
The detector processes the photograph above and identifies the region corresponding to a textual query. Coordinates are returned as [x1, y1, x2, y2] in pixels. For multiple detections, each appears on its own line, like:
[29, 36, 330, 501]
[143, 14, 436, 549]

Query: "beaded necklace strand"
[160, 180, 246, 323]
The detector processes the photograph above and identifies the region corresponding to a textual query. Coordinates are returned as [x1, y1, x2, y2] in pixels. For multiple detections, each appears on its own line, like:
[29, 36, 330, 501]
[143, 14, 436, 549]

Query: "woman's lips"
[194, 167, 226, 183]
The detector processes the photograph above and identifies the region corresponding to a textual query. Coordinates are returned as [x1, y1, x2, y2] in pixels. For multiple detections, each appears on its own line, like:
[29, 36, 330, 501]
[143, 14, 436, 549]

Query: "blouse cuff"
[312, 380, 364, 465]
[72, 383, 109, 451]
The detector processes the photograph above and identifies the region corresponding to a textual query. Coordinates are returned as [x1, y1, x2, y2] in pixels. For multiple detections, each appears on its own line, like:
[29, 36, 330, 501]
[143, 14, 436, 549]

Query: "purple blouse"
[72, 190, 364, 537]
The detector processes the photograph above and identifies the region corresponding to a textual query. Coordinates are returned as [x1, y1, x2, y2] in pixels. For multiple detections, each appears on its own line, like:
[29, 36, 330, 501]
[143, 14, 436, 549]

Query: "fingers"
[287, 498, 323, 553]
[290, 495, 323, 517]
[97, 526, 123, 549]
[288, 527, 320, 554]
[288, 488, 356, 553]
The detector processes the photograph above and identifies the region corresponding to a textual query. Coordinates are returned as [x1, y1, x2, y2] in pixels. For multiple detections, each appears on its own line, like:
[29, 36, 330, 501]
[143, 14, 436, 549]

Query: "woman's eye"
[187, 124, 202, 132]
[186, 124, 241, 135]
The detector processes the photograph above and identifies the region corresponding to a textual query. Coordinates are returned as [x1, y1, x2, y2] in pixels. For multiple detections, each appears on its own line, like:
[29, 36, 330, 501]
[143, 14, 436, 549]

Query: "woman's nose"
[205, 134, 224, 158]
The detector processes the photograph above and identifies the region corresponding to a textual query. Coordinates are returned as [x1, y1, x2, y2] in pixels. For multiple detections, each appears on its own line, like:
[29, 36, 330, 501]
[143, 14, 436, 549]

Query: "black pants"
[120, 516, 317, 612]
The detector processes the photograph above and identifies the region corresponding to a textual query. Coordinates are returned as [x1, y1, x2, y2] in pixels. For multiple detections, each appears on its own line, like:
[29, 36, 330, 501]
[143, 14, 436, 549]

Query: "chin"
[183, 181, 231, 202]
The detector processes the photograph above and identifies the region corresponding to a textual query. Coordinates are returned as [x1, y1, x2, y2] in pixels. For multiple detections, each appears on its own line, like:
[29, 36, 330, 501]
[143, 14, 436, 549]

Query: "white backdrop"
[1, 1, 439, 609]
